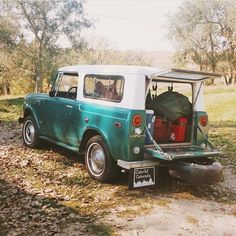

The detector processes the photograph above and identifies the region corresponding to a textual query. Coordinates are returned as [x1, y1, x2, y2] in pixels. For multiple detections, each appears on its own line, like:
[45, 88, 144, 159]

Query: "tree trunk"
[199, 64, 203, 71]
[223, 75, 229, 85]
[228, 70, 233, 84]
[208, 63, 216, 85]
[35, 42, 44, 93]
[208, 33, 216, 85]
[35, 72, 43, 93]
[3, 82, 11, 95]
[3, 84, 8, 96]
[208, 78, 214, 85]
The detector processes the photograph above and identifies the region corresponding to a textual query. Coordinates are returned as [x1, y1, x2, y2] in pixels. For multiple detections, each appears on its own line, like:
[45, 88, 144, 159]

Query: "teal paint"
[23, 94, 146, 162]
[193, 111, 209, 146]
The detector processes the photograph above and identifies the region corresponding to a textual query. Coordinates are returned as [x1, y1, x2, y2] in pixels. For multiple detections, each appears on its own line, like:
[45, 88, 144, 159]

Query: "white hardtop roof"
[59, 64, 162, 76]
[59, 65, 221, 82]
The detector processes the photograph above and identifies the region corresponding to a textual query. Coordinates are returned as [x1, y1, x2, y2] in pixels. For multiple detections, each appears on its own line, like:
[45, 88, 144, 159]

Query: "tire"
[85, 135, 119, 182]
[22, 115, 41, 148]
[168, 160, 223, 184]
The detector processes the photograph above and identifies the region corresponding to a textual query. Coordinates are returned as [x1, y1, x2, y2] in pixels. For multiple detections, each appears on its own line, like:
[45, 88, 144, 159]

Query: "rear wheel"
[22, 116, 41, 148]
[85, 135, 118, 182]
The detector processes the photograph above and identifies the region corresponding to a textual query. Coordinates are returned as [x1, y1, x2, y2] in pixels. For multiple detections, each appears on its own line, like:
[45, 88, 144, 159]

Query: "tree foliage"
[0, 1, 151, 95]
[0, 0, 91, 93]
[168, 0, 236, 84]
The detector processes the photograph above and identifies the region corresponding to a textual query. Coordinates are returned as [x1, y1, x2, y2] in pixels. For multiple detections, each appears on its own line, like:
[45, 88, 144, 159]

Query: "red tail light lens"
[132, 114, 142, 127]
[199, 115, 208, 127]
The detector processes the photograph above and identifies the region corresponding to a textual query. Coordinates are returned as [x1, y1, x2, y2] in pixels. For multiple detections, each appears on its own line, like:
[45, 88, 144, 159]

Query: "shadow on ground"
[0, 178, 114, 236]
[1, 120, 236, 235]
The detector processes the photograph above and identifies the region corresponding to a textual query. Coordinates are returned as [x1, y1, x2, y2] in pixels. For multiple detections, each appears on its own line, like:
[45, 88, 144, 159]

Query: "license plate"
[129, 166, 157, 188]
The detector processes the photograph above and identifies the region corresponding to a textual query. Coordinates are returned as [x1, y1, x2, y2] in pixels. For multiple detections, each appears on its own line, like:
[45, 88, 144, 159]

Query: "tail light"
[132, 114, 142, 127]
[199, 115, 208, 127]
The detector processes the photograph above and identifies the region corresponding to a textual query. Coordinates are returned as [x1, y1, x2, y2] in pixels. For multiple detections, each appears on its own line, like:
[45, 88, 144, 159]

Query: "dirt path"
[104, 168, 236, 235]
[1, 122, 236, 235]
[106, 196, 236, 235]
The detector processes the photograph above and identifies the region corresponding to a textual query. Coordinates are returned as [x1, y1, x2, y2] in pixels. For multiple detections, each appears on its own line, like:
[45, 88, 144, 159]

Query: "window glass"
[58, 74, 78, 93]
[54, 73, 78, 99]
[149, 81, 192, 102]
[84, 74, 124, 102]
[52, 72, 63, 92]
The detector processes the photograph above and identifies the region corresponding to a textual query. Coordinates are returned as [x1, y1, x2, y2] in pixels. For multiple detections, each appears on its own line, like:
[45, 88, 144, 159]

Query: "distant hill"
[117, 50, 175, 68]
[141, 51, 201, 70]
[142, 51, 175, 68]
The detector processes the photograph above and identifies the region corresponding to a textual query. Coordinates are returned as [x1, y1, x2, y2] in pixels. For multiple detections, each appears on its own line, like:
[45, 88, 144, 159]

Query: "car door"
[43, 72, 79, 146]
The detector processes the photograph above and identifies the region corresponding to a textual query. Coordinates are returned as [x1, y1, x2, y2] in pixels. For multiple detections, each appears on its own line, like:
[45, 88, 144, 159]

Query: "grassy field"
[205, 86, 236, 122]
[203, 86, 236, 168]
[0, 96, 24, 122]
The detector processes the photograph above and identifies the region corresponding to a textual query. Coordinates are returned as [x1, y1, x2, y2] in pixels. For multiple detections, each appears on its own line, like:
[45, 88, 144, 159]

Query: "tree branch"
[18, 1, 41, 42]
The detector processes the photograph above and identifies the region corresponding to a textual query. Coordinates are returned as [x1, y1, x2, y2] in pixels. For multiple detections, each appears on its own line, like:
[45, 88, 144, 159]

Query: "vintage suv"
[19, 65, 223, 188]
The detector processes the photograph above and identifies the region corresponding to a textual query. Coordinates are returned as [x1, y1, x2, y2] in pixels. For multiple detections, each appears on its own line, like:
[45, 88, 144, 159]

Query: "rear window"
[84, 74, 124, 102]
[149, 81, 192, 102]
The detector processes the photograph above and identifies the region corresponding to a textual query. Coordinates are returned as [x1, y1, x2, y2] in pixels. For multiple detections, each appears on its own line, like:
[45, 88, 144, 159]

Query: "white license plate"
[133, 167, 156, 188]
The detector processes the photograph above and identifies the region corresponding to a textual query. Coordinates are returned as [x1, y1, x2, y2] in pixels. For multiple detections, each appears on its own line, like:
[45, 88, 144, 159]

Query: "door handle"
[65, 105, 72, 109]
[114, 122, 122, 128]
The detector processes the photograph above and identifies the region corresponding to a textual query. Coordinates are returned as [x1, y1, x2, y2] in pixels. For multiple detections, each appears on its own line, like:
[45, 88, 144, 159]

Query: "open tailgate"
[145, 145, 221, 161]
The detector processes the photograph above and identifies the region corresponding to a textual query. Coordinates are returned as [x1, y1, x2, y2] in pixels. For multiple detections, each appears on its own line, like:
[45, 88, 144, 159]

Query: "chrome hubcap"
[24, 120, 35, 144]
[87, 143, 105, 176]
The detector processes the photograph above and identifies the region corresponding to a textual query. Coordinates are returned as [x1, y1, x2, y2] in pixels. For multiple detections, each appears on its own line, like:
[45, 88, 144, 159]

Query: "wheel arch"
[79, 128, 111, 156]
[24, 107, 32, 118]
[23, 106, 40, 130]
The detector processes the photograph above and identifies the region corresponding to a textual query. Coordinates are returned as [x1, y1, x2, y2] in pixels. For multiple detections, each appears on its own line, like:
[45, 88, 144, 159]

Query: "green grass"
[204, 86, 236, 122]
[204, 86, 236, 169]
[0, 97, 24, 122]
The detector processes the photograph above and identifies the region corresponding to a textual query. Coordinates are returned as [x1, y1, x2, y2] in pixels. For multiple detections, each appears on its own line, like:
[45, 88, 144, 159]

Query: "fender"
[81, 126, 111, 148]
[23, 104, 41, 130]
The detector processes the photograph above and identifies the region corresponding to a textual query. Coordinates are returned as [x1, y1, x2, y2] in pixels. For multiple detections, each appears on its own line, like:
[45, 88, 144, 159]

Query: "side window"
[84, 74, 124, 102]
[56, 73, 78, 99]
[52, 72, 63, 93]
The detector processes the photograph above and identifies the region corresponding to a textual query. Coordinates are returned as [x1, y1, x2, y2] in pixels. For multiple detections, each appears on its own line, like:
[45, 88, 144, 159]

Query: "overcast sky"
[84, 0, 185, 52]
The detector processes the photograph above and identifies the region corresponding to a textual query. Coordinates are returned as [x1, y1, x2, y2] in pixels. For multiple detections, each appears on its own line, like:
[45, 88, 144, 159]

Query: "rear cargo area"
[145, 81, 193, 145]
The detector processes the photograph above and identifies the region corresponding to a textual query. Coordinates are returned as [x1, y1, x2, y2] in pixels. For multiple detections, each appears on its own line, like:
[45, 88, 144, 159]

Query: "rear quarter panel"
[193, 111, 209, 146]
[78, 102, 146, 161]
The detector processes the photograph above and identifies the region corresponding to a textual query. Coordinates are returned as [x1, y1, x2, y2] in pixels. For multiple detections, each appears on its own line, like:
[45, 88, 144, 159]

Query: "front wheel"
[85, 135, 118, 182]
[22, 116, 41, 148]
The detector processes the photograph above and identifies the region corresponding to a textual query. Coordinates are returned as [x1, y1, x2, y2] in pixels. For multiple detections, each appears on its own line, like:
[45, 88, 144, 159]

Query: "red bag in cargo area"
[154, 117, 173, 143]
[171, 117, 188, 142]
